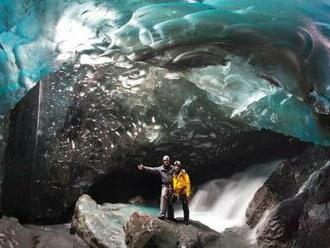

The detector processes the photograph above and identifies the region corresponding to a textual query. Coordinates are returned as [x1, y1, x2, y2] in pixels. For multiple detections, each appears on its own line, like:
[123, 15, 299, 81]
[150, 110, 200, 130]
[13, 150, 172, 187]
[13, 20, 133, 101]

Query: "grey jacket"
[142, 164, 174, 187]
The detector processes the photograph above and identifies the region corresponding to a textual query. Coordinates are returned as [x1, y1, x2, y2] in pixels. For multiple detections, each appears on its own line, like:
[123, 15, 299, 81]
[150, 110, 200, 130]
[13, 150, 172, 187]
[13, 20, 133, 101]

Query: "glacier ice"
[0, 0, 330, 145]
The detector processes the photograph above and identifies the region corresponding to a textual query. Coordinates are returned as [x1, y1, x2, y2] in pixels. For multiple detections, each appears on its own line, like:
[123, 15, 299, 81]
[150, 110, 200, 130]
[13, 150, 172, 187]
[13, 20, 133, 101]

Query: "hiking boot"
[167, 217, 177, 222]
[158, 216, 165, 220]
[184, 220, 189, 225]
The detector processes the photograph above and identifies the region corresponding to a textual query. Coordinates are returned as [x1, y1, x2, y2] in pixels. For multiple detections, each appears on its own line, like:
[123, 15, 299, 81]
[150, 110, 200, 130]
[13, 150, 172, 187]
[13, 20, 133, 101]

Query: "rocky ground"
[70, 194, 235, 248]
[71, 194, 251, 248]
[0, 217, 88, 248]
[124, 212, 222, 248]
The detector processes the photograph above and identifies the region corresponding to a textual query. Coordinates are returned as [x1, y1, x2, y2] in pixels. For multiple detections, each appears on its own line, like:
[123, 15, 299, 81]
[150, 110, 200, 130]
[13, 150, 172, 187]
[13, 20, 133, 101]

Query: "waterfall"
[175, 160, 280, 232]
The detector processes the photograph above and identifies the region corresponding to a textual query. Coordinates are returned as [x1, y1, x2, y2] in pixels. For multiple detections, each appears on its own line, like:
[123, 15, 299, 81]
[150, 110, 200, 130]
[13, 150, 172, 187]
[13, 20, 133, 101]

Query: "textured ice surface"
[0, 0, 330, 145]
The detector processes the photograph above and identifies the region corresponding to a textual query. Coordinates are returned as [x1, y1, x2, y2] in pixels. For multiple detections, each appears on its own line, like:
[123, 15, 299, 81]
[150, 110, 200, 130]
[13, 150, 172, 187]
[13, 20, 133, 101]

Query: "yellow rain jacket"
[173, 169, 191, 197]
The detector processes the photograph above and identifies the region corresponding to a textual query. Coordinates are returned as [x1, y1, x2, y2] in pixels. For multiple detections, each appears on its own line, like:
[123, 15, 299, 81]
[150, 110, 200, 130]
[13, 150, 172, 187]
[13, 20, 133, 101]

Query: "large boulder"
[70, 194, 157, 248]
[124, 212, 222, 248]
[0, 216, 88, 248]
[256, 196, 305, 248]
[246, 146, 330, 227]
[246, 146, 330, 247]
[1, 52, 306, 223]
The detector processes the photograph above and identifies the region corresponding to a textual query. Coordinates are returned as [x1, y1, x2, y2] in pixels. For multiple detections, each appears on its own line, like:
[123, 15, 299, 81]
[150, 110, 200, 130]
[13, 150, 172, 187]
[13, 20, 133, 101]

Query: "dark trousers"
[173, 195, 189, 222]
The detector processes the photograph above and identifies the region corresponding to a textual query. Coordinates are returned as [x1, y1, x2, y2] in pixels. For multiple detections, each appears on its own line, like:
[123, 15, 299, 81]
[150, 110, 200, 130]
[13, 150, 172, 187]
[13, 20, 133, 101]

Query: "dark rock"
[295, 162, 330, 248]
[245, 185, 277, 229]
[256, 196, 304, 247]
[246, 146, 330, 227]
[124, 212, 222, 248]
[1, 53, 306, 223]
[296, 203, 330, 248]
[0, 216, 88, 248]
[246, 146, 330, 248]
[0, 115, 8, 214]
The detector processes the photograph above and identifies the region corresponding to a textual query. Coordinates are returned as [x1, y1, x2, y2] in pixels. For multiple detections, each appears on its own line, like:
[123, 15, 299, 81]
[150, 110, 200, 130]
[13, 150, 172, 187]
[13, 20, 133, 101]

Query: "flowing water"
[175, 160, 279, 233]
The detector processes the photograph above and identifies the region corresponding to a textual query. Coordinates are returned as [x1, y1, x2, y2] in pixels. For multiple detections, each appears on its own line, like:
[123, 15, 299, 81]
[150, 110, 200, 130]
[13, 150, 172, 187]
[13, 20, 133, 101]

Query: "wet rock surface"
[221, 226, 256, 248]
[124, 212, 222, 248]
[71, 194, 157, 248]
[246, 146, 330, 227]
[0, 217, 33, 248]
[246, 146, 330, 248]
[256, 196, 304, 248]
[0, 216, 88, 248]
[71, 194, 125, 248]
[1, 54, 306, 223]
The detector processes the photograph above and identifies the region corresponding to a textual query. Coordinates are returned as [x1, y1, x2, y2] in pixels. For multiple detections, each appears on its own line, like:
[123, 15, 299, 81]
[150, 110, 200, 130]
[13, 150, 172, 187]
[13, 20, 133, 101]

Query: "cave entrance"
[87, 170, 160, 205]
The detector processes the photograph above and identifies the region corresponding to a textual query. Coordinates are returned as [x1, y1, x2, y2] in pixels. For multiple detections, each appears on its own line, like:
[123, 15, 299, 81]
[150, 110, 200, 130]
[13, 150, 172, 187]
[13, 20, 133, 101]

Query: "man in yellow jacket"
[172, 160, 191, 225]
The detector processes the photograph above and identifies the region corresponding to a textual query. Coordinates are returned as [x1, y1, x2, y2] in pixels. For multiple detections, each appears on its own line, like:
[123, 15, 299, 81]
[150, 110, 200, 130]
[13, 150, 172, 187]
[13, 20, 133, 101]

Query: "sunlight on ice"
[55, 1, 117, 61]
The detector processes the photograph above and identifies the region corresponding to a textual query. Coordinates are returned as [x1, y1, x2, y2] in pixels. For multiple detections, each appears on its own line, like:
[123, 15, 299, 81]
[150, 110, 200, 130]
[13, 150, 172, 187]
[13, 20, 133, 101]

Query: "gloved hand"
[171, 194, 178, 203]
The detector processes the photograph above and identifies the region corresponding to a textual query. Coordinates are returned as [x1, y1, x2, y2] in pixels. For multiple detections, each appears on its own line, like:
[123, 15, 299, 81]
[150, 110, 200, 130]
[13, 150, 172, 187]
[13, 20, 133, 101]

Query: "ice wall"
[0, 0, 330, 145]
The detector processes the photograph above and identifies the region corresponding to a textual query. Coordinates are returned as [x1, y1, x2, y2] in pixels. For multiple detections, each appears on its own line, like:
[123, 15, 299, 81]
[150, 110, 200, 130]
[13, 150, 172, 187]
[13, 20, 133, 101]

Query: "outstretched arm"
[137, 164, 160, 175]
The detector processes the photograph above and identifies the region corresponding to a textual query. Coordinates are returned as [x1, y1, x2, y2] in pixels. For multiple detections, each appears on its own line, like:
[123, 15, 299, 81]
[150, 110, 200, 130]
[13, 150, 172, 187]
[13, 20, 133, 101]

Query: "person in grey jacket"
[137, 155, 174, 220]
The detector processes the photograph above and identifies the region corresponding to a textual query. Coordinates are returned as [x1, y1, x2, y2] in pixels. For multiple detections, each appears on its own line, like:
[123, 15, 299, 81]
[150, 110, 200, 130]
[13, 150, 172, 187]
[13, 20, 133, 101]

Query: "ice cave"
[0, 0, 329, 247]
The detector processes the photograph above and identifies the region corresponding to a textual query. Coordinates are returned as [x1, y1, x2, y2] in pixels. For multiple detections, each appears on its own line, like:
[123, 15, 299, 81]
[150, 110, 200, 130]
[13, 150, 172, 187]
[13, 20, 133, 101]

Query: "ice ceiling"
[0, 0, 330, 145]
